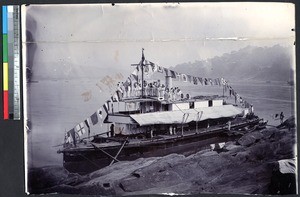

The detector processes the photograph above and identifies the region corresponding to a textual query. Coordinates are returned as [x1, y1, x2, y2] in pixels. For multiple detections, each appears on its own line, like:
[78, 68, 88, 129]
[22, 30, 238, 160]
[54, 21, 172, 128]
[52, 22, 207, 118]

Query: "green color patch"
[3, 34, 8, 62]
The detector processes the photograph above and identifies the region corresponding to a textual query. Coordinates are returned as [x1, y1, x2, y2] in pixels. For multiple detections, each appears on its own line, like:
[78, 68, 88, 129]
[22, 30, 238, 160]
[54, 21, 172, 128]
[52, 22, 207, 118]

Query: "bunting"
[175, 72, 181, 80]
[193, 77, 198, 85]
[181, 74, 187, 82]
[170, 70, 176, 78]
[198, 77, 203, 85]
[164, 68, 169, 76]
[157, 66, 163, 73]
[84, 119, 90, 135]
[103, 103, 108, 113]
[144, 63, 150, 76]
[150, 61, 157, 72]
[68, 128, 76, 146]
[75, 122, 86, 136]
[90, 112, 98, 125]
[187, 75, 192, 83]
[65, 58, 251, 144]
[204, 78, 208, 85]
[98, 108, 103, 119]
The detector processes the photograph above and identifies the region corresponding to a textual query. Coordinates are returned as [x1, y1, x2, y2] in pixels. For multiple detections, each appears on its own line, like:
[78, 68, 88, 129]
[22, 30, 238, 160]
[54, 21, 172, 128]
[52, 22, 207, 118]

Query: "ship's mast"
[131, 48, 149, 98]
[141, 48, 145, 98]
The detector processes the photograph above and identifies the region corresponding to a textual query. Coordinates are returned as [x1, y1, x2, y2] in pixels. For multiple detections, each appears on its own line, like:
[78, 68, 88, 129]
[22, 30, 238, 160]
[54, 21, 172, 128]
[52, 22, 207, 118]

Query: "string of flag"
[129, 59, 251, 108]
[65, 59, 251, 143]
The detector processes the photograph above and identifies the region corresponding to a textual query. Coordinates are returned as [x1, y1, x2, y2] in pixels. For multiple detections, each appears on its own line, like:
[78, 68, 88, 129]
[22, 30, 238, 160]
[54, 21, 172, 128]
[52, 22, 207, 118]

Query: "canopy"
[130, 105, 244, 126]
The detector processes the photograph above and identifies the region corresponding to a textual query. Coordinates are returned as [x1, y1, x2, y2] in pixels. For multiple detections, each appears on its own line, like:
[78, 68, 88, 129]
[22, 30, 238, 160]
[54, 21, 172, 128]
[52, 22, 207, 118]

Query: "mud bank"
[28, 116, 296, 195]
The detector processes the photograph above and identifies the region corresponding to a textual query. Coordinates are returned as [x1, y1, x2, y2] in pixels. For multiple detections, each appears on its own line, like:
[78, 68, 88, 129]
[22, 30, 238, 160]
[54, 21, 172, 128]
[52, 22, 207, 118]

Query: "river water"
[26, 79, 296, 168]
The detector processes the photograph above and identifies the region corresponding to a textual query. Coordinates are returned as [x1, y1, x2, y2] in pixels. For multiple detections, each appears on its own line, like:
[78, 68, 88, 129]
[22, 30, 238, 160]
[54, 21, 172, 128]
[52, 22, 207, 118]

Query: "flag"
[116, 91, 122, 101]
[157, 66, 163, 73]
[175, 72, 181, 80]
[131, 69, 139, 81]
[98, 108, 103, 119]
[221, 78, 225, 85]
[107, 100, 111, 111]
[193, 77, 198, 85]
[84, 119, 90, 136]
[187, 75, 192, 83]
[164, 68, 169, 76]
[127, 76, 132, 87]
[113, 92, 119, 102]
[132, 68, 139, 76]
[110, 95, 115, 102]
[75, 122, 86, 136]
[214, 79, 218, 85]
[204, 78, 208, 85]
[198, 77, 203, 85]
[181, 74, 187, 82]
[90, 112, 98, 125]
[136, 64, 140, 71]
[103, 103, 108, 113]
[68, 128, 76, 146]
[170, 70, 176, 78]
[144, 63, 150, 76]
[217, 78, 221, 86]
[149, 61, 157, 72]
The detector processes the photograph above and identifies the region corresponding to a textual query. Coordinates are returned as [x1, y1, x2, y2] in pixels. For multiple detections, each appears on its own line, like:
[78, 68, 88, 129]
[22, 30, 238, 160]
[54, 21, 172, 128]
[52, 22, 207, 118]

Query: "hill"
[171, 45, 293, 82]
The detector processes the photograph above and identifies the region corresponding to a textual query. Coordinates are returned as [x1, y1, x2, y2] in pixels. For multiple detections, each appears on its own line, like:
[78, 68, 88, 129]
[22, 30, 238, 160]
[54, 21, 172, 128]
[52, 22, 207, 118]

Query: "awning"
[130, 105, 243, 126]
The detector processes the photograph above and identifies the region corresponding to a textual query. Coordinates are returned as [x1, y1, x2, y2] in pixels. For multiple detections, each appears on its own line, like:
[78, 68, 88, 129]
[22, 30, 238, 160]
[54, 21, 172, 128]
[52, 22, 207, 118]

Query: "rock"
[237, 131, 263, 147]
[27, 165, 70, 192]
[277, 116, 296, 129]
[224, 143, 243, 152]
[237, 134, 256, 146]
[261, 127, 279, 139]
[235, 151, 250, 163]
[251, 131, 264, 140]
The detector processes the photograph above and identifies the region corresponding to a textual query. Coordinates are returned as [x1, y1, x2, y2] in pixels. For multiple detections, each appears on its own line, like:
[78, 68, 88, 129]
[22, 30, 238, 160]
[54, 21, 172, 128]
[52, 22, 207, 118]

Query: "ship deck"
[59, 117, 259, 153]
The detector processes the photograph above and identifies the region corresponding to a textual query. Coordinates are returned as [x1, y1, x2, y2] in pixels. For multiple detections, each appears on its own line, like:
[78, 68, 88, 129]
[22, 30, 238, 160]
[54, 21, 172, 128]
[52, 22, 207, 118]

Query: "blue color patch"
[2, 6, 8, 34]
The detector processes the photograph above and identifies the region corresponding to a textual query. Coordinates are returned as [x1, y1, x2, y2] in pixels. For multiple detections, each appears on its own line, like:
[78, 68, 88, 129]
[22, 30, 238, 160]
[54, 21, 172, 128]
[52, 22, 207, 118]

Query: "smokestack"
[165, 76, 172, 89]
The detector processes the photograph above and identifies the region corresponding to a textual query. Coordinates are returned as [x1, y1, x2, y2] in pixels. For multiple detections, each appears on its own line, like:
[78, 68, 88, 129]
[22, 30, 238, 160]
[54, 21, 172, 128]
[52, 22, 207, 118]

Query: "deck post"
[196, 112, 199, 134]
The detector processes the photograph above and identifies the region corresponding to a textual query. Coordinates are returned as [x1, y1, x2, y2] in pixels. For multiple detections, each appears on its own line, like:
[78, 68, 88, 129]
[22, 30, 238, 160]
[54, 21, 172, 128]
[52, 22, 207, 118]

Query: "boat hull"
[61, 118, 260, 174]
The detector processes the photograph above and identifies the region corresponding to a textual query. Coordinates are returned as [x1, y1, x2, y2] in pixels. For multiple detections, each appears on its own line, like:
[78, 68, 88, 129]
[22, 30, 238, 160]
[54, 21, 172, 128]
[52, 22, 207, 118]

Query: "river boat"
[57, 50, 261, 174]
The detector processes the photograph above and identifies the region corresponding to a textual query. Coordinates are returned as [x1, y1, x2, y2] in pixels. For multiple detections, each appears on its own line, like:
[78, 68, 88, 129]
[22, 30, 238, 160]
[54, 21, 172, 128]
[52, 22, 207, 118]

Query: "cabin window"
[208, 100, 213, 107]
[189, 102, 195, 109]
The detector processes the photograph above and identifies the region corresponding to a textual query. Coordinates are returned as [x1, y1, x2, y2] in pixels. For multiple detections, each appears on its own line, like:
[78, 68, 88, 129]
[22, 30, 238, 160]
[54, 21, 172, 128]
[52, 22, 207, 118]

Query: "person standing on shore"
[250, 105, 254, 114]
[280, 112, 284, 124]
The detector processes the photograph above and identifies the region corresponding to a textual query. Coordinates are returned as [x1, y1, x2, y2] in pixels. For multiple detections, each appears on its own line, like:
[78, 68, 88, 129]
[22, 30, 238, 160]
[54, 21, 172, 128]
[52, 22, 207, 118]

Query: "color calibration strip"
[2, 5, 20, 120]
[12, 6, 20, 120]
[3, 6, 9, 119]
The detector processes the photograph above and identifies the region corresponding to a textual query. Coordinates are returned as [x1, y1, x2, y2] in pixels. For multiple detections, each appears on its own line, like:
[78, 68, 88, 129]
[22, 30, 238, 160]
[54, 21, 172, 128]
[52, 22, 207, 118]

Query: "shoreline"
[27, 116, 296, 195]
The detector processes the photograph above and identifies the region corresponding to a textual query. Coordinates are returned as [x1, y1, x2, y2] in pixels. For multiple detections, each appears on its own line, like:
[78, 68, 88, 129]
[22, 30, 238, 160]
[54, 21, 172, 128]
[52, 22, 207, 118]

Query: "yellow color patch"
[3, 63, 8, 91]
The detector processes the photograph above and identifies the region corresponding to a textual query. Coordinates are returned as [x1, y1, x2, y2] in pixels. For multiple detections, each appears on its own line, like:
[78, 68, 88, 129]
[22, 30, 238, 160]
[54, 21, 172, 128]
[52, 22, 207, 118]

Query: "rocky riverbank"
[28, 116, 296, 195]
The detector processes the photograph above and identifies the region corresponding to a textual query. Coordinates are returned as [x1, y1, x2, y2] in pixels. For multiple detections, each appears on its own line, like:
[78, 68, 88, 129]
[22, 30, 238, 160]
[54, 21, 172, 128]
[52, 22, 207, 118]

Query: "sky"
[22, 2, 295, 79]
